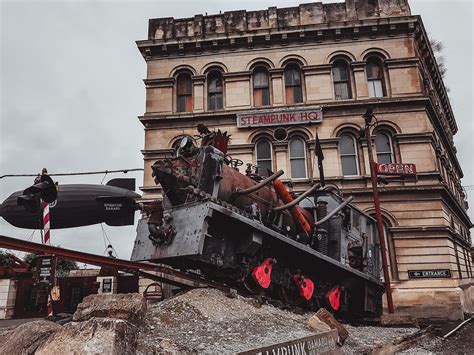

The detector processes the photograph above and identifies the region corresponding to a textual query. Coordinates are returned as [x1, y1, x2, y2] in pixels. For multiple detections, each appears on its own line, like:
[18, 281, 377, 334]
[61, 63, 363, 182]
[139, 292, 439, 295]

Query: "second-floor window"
[375, 132, 394, 164]
[253, 69, 270, 106]
[332, 60, 351, 100]
[367, 58, 385, 98]
[289, 137, 307, 179]
[339, 134, 359, 176]
[176, 73, 193, 112]
[284, 65, 303, 104]
[208, 71, 223, 110]
[255, 139, 272, 176]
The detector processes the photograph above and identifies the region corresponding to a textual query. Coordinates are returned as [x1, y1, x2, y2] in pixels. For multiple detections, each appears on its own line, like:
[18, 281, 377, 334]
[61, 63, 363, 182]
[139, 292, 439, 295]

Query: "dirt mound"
[137, 288, 316, 354]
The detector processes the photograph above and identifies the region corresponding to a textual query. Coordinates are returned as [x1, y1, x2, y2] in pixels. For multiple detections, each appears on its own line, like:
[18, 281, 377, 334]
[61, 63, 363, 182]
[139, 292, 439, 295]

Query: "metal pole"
[365, 124, 395, 314]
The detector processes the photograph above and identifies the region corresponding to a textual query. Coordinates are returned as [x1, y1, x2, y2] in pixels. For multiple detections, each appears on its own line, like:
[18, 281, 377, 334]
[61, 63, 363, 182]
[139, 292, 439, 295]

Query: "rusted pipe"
[272, 183, 321, 212]
[232, 170, 284, 197]
[313, 196, 354, 227]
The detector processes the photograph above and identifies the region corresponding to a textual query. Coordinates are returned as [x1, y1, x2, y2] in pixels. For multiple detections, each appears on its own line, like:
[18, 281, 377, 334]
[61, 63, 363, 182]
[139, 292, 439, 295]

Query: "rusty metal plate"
[131, 202, 212, 261]
[238, 329, 340, 355]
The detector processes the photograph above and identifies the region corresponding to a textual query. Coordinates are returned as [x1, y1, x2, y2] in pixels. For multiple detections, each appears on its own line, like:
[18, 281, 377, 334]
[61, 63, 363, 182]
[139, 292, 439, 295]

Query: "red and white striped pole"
[42, 200, 51, 245]
[41, 200, 54, 317]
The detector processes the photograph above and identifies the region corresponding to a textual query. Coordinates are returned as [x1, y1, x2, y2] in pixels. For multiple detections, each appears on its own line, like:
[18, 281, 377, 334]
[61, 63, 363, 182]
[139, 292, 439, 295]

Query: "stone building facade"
[136, 0, 473, 319]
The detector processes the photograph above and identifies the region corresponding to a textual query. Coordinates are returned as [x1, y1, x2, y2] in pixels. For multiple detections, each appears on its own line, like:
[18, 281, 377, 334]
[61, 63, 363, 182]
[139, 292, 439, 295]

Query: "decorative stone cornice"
[137, 17, 417, 61]
[385, 57, 420, 69]
[143, 78, 175, 88]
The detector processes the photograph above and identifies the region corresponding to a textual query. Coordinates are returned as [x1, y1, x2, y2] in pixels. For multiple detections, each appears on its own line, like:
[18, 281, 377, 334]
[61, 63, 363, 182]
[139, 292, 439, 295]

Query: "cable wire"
[0, 168, 144, 180]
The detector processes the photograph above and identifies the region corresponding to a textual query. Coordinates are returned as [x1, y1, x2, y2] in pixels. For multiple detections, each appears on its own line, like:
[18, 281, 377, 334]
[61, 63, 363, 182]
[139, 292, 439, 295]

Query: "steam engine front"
[132, 130, 384, 318]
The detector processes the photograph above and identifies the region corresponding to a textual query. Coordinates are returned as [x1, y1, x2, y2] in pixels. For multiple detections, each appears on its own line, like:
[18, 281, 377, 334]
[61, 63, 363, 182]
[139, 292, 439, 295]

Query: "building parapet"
[146, 0, 410, 41]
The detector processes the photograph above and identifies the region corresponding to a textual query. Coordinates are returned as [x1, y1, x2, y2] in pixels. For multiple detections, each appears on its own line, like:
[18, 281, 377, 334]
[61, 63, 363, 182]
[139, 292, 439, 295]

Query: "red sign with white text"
[375, 163, 417, 175]
[237, 107, 322, 128]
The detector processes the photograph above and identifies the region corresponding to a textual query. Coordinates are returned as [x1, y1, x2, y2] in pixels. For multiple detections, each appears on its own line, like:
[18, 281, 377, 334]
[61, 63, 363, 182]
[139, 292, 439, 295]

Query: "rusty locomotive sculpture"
[132, 128, 384, 318]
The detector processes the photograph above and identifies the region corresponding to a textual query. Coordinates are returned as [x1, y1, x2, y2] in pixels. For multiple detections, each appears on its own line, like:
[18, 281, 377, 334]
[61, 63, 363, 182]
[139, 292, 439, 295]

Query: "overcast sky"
[1, 0, 473, 261]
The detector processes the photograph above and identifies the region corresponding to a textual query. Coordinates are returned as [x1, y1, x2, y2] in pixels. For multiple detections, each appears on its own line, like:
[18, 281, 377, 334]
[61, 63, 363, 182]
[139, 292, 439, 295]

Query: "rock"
[37, 317, 138, 355]
[315, 308, 349, 343]
[0, 320, 61, 355]
[307, 314, 331, 332]
[73, 293, 146, 325]
[380, 313, 419, 328]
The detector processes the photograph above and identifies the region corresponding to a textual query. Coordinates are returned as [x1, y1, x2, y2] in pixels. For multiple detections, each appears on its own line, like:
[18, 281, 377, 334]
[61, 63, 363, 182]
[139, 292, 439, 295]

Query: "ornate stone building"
[136, 0, 473, 319]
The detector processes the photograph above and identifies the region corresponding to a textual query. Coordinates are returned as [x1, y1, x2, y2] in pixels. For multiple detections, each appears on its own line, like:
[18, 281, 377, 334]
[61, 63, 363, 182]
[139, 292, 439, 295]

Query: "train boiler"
[132, 128, 384, 318]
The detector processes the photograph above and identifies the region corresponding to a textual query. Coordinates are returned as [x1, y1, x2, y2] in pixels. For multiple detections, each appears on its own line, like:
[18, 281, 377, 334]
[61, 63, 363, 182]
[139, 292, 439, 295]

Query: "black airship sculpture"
[0, 178, 141, 229]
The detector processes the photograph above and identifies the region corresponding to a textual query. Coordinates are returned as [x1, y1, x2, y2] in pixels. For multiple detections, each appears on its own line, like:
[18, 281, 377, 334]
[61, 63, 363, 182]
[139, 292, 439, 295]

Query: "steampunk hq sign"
[237, 107, 322, 128]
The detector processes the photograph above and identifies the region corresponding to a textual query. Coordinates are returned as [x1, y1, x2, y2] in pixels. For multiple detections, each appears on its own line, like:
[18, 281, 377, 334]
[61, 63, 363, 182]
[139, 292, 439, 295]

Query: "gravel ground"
[136, 288, 421, 354]
[137, 288, 316, 354]
[342, 325, 419, 354]
[401, 321, 474, 354]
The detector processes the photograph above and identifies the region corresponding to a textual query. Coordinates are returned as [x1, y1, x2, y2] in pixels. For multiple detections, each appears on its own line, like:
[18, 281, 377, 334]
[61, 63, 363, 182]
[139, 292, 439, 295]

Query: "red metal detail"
[0, 234, 230, 292]
[365, 126, 394, 314]
[293, 275, 314, 301]
[273, 179, 312, 234]
[326, 285, 342, 311]
[252, 258, 274, 289]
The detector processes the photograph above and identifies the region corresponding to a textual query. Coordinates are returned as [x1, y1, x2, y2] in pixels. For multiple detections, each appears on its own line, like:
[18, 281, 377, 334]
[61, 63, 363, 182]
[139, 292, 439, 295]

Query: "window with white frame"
[208, 70, 223, 110]
[339, 134, 359, 176]
[366, 58, 385, 98]
[284, 64, 303, 104]
[255, 139, 273, 176]
[375, 132, 394, 164]
[289, 137, 307, 179]
[332, 60, 352, 100]
[253, 68, 270, 106]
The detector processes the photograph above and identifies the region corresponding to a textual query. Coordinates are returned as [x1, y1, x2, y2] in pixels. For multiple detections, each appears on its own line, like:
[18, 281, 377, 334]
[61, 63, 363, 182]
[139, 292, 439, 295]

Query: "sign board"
[375, 163, 417, 176]
[102, 278, 113, 293]
[237, 107, 322, 128]
[36, 255, 56, 285]
[408, 269, 451, 279]
[238, 329, 340, 355]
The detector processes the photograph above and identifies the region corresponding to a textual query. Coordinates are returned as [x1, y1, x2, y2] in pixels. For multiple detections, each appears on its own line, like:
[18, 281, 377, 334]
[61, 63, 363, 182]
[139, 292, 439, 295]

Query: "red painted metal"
[251, 258, 274, 289]
[365, 126, 395, 314]
[326, 285, 341, 311]
[273, 179, 312, 234]
[0, 234, 229, 292]
[293, 275, 314, 301]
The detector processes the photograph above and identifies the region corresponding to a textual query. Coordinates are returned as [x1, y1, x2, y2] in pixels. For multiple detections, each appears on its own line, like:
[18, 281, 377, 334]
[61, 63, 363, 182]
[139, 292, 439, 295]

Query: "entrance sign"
[237, 107, 322, 128]
[375, 163, 417, 176]
[408, 269, 451, 279]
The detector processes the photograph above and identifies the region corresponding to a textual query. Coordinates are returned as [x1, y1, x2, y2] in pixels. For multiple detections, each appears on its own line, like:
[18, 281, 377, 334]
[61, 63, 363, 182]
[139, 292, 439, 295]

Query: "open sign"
[375, 163, 417, 176]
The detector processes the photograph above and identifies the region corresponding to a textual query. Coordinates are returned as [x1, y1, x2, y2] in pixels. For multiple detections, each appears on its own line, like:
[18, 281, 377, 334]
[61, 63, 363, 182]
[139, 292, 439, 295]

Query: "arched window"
[366, 57, 385, 98]
[284, 64, 303, 104]
[375, 132, 394, 164]
[253, 68, 270, 106]
[339, 134, 359, 176]
[255, 139, 272, 176]
[176, 73, 193, 112]
[208, 70, 223, 110]
[289, 137, 307, 179]
[332, 60, 351, 100]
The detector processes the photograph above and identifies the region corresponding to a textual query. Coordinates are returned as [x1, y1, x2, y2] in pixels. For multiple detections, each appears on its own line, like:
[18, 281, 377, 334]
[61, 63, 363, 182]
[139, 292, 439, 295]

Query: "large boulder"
[0, 320, 61, 355]
[36, 317, 139, 355]
[73, 293, 146, 325]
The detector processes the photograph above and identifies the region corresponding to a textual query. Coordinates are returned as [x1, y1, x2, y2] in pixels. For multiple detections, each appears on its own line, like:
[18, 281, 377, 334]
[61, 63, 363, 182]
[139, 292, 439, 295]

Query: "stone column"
[351, 61, 369, 99]
[269, 68, 284, 106]
[192, 75, 206, 112]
